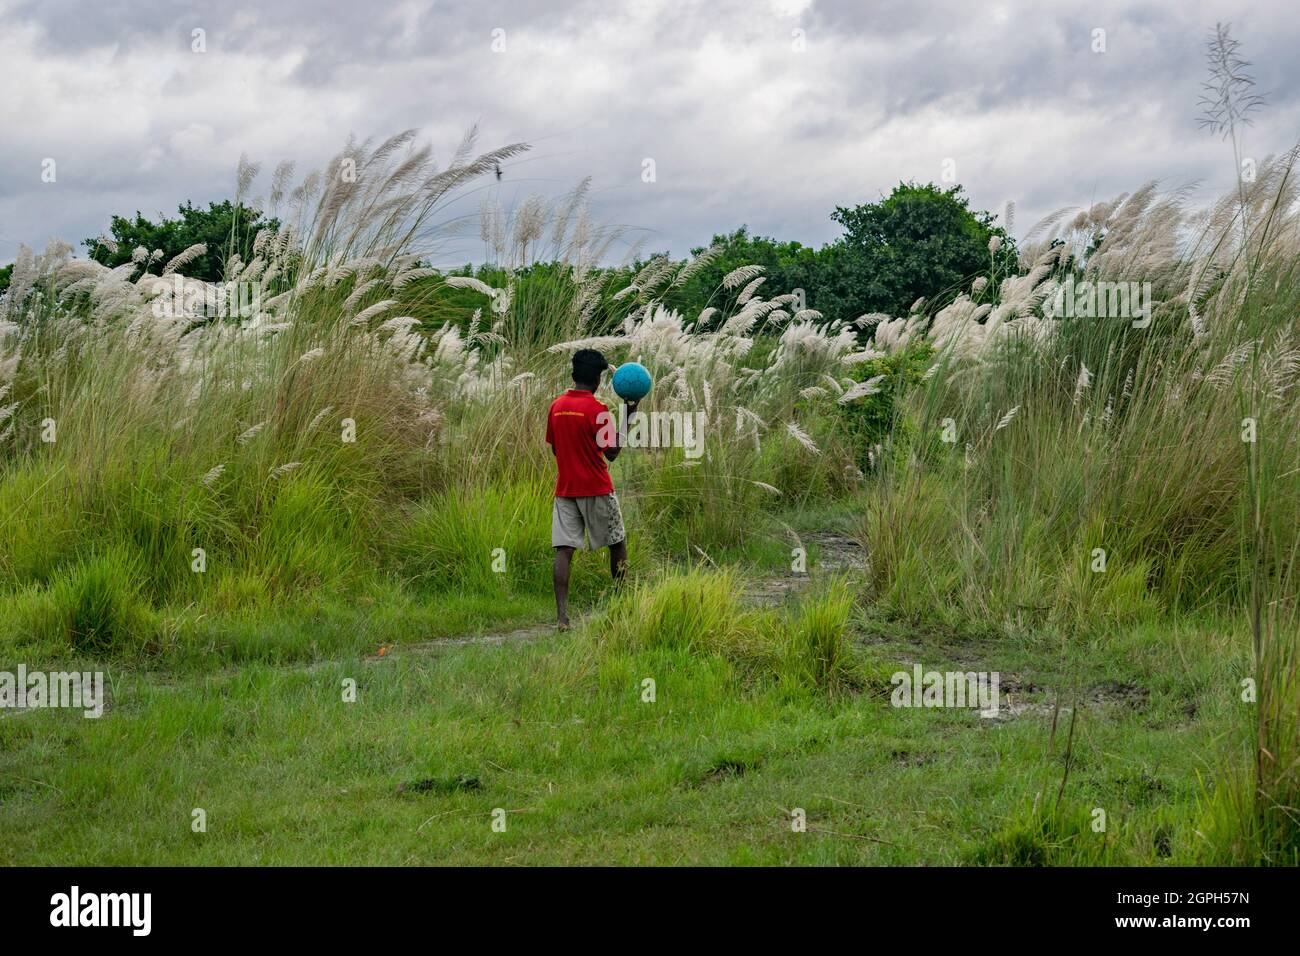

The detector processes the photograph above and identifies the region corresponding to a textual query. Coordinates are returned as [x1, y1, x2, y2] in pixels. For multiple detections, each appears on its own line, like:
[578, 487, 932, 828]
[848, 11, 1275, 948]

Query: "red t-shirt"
[546, 389, 615, 497]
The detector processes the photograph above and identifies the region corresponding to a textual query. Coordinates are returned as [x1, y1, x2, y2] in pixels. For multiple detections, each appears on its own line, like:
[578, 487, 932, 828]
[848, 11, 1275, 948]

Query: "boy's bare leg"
[553, 546, 576, 628]
[609, 539, 628, 584]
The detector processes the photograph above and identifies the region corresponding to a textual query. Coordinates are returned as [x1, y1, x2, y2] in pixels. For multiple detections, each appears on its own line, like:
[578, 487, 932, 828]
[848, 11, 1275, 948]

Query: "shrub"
[835, 340, 932, 465]
[778, 579, 857, 693]
[43, 550, 155, 656]
[398, 480, 553, 595]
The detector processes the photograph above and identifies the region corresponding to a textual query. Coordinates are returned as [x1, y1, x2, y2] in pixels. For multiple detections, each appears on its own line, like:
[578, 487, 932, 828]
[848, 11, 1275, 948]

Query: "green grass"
[0, 566, 1248, 865]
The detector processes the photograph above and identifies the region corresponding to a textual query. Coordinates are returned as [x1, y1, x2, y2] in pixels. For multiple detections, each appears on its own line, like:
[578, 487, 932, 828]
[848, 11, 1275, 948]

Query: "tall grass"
[0, 131, 863, 663]
[857, 155, 1300, 862]
[569, 566, 857, 695]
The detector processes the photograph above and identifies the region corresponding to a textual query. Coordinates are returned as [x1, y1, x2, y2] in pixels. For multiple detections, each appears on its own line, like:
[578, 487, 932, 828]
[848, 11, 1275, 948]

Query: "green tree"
[830, 183, 1015, 318]
[662, 227, 829, 328]
[83, 200, 278, 283]
[656, 184, 1014, 328]
[0, 263, 11, 295]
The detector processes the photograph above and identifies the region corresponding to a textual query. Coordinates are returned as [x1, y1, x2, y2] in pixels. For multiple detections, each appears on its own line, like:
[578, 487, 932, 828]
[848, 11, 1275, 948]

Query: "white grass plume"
[393, 268, 437, 289]
[443, 275, 499, 297]
[821, 373, 845, 396]
[837, 375, 885, 404]
[343, 278, 383, 312]
[1073, 363, 1093, 404]
[842, 348, 886, 366]
[722, 264, 764, 290]
[307, 406, 334, 432]
[163, 244, 207, 276]
[786, 421, 821, 455]
[672, 244, 723, 288]
[736, 276, 766, 305]
[351, 299, 398, 326]
[734, 406, 766, 434]
[237, 422, 266, 444]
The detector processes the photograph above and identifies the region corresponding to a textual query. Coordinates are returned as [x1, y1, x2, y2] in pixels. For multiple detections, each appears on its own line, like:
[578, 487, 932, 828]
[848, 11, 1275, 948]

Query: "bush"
[592, 567, 762, 660]
[43, 550, 156, 656]
[779, 579, 857, 693]
[582, 568, 859, 696]
[398, 480, 554, 595]
[835, 341, 933, 469]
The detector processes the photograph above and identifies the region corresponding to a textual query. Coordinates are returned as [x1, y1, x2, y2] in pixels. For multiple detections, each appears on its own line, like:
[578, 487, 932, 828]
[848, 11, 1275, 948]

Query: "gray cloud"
[2, 0, 1297, 266]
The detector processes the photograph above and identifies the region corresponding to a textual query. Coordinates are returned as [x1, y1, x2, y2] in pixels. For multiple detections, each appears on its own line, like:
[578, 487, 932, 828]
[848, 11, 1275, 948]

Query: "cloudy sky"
[2, 0, 1297, 267]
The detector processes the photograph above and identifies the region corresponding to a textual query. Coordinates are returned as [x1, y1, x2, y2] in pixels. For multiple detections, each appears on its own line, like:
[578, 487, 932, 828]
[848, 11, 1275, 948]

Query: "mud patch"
[745, 532, 867, 606]
[1087, 680, 1149, 709]
[806, 532, 868, 572]
[987, 678, 1150, 721]
[397, 773, 482, 796]
[890, 748, 933, 767]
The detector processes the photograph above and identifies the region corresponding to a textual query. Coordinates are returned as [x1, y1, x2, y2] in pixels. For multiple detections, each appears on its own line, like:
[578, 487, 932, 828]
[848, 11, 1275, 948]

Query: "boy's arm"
[602, 400, 639, 462]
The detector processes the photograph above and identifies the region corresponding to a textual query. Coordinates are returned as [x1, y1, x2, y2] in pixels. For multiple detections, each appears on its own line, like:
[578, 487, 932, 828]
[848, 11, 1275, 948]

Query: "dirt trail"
[363, 623, 558, 660]
[16, 530, 1145, 726]
[368, 531, 868, 662]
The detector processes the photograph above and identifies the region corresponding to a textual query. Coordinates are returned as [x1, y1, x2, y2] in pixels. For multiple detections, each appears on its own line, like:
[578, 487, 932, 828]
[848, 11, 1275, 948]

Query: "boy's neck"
[571, 383, 596, 393]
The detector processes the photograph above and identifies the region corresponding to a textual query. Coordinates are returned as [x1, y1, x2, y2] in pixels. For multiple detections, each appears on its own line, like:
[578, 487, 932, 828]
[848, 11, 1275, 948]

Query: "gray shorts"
[552, 493, 625, 550]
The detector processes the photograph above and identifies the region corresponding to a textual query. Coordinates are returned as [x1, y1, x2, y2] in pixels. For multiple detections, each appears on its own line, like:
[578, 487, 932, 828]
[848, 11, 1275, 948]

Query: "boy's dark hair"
[572, 349, 609, 388]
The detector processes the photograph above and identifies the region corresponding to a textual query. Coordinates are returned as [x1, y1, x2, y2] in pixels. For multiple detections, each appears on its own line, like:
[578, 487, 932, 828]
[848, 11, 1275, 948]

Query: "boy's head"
[571, 349, 609, 389]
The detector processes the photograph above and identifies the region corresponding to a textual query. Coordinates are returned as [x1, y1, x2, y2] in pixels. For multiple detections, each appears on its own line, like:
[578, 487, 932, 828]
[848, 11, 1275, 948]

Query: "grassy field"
[0, 496, 1258, 865]
[0, 521, 1249, 865]
[1, 131, 1296, 866]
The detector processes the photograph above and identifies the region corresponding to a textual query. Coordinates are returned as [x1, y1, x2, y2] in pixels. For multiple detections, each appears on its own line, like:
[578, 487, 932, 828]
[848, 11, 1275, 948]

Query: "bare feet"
[556, 617, 571, 631]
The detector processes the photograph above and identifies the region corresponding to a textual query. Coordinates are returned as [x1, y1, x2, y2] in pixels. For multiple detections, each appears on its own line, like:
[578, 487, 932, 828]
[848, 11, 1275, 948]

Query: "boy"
[546, 348, 639, 628]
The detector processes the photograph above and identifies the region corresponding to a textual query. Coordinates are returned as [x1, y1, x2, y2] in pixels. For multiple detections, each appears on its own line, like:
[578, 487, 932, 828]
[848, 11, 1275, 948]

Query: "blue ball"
[611, 362, 653, 401]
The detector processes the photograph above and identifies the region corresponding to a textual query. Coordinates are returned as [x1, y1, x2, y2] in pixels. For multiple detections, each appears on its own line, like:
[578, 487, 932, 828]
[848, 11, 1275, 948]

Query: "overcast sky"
[2, 0, 1297, 267]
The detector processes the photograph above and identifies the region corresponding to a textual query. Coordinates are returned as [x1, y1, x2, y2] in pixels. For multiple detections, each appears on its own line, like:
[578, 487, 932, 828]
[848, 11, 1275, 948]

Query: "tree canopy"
[659, 227, 829, 327]
[55, 182, 1012, 324]
[656, 183, 1014, 325]
[831, 182, 1015, 317]
[83, 200, 278, 283]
